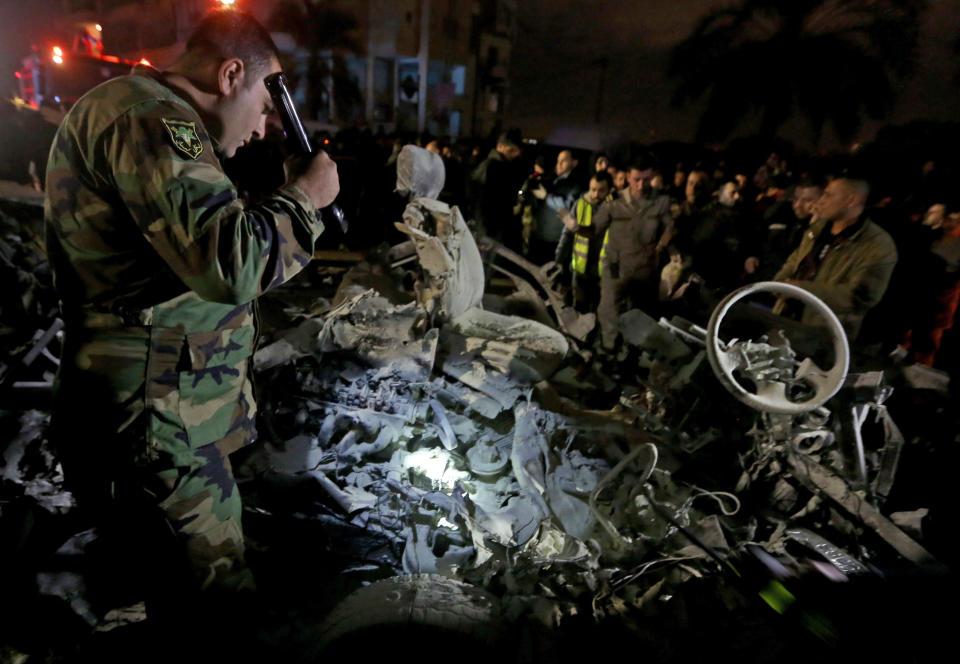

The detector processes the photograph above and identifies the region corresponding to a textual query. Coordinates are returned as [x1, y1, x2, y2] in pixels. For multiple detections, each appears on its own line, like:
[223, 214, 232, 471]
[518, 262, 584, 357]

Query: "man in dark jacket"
[775, 178, 897, 341]
[744, 179, 823, 281]
[529, 148, 583, 265]
[470, 129, 525, 251]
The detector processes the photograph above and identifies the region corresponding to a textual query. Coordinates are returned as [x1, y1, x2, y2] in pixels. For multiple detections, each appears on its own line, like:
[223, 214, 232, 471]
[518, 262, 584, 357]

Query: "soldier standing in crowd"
[593, 161, 674, 351]
[43, 8, 339, 620]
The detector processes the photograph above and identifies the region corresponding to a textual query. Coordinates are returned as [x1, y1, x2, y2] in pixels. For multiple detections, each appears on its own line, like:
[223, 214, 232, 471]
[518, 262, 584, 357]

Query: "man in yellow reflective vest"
[558, 171, 613, 312]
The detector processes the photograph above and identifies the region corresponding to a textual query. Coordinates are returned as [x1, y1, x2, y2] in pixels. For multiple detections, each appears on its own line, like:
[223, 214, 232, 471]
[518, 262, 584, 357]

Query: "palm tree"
[268, 0, 363, 122]
[670, 0, 926, 144]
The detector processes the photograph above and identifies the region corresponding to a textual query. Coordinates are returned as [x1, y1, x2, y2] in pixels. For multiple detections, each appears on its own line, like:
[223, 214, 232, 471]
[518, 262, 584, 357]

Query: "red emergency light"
[52, 46, 64, 64]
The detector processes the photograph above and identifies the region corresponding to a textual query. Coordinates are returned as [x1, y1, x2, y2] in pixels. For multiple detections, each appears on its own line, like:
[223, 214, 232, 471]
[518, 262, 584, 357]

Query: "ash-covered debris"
[440, 309, 569, 411]
[0, 152, 952, 660]
[0, 410, 73, 515]
[0, 205, 53, 318]
[0, 205, 60, 393]
[239, 139, 947, 647]
[393, 146, 484, 323]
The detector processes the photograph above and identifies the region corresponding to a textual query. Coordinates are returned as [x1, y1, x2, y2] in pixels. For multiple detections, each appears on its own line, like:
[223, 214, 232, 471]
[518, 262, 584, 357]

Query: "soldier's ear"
[217, 58, 245, 96]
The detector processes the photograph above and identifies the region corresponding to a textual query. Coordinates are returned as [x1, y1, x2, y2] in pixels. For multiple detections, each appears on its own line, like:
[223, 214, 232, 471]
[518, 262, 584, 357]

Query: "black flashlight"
[264, 72, 347, 235]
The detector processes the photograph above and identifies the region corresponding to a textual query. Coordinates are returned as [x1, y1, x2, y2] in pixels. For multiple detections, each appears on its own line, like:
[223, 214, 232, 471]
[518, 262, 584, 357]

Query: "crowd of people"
[231, 126, 957, 372]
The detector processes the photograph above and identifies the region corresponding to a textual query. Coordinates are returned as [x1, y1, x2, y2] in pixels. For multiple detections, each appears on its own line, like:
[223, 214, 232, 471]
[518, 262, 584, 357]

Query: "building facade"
[57, 0, 517, 138]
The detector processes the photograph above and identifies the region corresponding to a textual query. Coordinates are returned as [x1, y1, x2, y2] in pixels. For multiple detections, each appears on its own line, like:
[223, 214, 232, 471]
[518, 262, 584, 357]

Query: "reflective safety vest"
[571, 198, 594, 275]
[572, 195, 612, 277]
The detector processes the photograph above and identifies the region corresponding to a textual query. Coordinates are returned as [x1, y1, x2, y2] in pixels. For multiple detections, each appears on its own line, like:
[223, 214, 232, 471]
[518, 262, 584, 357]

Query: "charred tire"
[316, 574, 503, 660]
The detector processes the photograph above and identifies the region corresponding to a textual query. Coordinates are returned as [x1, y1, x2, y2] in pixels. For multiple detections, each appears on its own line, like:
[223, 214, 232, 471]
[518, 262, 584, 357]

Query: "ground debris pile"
[0, 204, 60, 392]
[244, 206, 946, 644]
[0, 409, 73, 516]
[0, 158, 953, 660]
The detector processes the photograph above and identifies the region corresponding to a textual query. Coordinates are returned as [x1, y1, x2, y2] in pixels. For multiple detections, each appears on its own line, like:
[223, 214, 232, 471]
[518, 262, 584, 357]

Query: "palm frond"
[669, 0, 926, 142]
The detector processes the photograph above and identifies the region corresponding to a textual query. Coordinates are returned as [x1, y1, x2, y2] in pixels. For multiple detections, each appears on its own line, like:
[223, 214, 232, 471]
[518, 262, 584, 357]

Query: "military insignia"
[161, 118, 203, 159]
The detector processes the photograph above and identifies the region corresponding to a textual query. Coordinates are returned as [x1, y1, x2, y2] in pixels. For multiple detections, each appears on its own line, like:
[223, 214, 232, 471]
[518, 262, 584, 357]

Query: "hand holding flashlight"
[265, 72, 346, 231]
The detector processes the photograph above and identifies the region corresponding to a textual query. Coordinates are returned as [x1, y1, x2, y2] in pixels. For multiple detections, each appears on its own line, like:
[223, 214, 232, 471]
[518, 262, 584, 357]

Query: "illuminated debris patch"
[246, 262, 942, 639]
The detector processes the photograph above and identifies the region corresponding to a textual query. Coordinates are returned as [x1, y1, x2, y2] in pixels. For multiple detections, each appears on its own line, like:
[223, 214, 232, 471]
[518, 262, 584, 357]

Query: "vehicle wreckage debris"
[241, 233, 948, 648]
[0, 159, 952, 655]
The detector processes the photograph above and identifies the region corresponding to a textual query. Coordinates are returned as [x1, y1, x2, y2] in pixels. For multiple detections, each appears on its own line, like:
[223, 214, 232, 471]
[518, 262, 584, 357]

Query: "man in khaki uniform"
[593, 163, 673, 350]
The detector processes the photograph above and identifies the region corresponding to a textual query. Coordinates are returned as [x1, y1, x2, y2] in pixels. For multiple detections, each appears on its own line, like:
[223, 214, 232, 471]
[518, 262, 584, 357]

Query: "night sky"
[2, 0, 959, 151]
[508, 0, 960, 150]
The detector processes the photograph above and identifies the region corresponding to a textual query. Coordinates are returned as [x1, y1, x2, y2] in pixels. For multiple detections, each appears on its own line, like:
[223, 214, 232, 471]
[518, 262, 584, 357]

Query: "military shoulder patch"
[161, 118, 203, 159]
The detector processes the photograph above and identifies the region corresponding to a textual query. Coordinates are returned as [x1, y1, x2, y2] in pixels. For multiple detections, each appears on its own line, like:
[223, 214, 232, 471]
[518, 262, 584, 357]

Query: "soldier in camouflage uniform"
[44, 10, 339, 602]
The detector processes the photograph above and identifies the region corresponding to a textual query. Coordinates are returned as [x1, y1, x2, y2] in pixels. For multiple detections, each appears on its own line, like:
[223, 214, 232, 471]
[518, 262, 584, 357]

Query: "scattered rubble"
[0, 202, 59, 393]
[0, 164, 955, 658]
[237, 156, 949, 651]
[0, 409, 72, 515]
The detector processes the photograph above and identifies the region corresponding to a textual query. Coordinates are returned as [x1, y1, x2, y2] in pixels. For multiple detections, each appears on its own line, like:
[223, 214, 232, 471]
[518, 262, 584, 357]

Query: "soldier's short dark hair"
[184, 9, 280, 86]
[592, 170, 613, 188]
[497, 128, 522, 150]
[629, 152, 659, 174]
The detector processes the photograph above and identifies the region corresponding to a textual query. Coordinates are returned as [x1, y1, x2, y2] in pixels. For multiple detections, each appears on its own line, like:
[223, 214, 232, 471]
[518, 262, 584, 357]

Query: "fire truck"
[14, 22, 143, 110]
[3, 23, 145, 184]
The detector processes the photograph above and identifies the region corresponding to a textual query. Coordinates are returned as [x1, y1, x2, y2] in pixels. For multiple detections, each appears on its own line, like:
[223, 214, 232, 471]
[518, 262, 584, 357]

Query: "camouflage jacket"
[44, 66, 323, 466]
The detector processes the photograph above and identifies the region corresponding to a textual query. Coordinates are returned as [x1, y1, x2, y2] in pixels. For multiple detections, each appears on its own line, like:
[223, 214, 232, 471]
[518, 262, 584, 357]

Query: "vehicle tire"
[316, 573, 503, 660]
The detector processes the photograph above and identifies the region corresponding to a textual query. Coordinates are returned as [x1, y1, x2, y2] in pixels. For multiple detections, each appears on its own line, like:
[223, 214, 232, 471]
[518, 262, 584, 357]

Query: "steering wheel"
[705, 281, 849, 415]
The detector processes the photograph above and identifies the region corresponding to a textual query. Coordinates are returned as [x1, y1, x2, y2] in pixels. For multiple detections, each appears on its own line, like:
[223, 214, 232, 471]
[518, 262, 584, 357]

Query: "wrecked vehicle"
[235, 148, 951, 658]
[0, 149, 954, 661]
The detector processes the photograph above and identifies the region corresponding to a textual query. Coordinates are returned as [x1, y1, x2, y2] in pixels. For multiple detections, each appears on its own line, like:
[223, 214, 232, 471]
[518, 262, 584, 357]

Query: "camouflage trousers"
[50, 380, 255, 603]
[152, 440, 255, 593]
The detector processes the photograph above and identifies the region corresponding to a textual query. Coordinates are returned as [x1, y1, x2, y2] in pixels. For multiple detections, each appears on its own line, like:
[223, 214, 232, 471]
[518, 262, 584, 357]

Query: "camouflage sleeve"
[104, 100, 322, 305]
